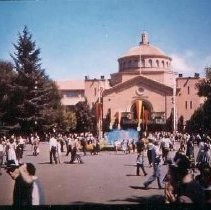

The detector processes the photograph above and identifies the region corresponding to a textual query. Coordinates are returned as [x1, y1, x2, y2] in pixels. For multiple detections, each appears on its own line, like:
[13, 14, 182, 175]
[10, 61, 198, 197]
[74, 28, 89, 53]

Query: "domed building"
[102, 32, 176, 131]
[57, 32, 204, 132]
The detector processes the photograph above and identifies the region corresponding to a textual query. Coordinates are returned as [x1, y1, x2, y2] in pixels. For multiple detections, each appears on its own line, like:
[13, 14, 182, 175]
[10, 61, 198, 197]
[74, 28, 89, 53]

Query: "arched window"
[190, 101, 192, 109]
[156, 60, 159, 67]
[123, 61, 126, 69]
[119, 62, 122, 71]
[133, 60, 138, 67]
[149, 59, 152, 67]
[142, 60, 145, 67]
[166, 62, 168, 67]
[162, 60, 165, 68]
[188, 86, 190, 94]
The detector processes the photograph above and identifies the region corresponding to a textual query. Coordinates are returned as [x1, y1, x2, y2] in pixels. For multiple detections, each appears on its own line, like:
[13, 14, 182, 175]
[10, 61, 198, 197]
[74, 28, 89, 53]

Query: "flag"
[117, 112, 121, 125]
[96, 103, 102, 120]
[135, 100, 142, 124]
[143, 110, 149, 125]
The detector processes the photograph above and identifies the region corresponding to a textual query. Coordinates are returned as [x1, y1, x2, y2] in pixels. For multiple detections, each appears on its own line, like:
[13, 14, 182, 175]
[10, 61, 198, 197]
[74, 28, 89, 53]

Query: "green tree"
[165, 111, 173, 132]
[60, 110, 77, 132]
[0, 60, 17, 134]
[74, 100, 95, 133]
[10, 26, 62, 134]
[102, 109, 111, 132]
[196, 67, 211, 99]
[186, 67, 211, 133]
[177, 115, 184, 133]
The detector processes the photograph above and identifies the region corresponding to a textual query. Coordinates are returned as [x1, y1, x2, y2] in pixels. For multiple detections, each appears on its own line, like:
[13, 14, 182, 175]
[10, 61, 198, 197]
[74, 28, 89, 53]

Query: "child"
[136, 152, 147, 176]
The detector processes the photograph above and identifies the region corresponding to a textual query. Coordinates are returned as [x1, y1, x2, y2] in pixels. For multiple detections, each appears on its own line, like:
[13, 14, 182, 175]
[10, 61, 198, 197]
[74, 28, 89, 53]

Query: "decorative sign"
[135, 87, 147, 97]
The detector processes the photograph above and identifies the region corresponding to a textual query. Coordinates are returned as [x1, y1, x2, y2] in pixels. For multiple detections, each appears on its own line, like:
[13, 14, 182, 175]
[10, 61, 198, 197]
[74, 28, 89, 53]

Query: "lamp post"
[97, 79, 103, 140]
[34, 80, 38, 132]
[173, 76, 177, 133]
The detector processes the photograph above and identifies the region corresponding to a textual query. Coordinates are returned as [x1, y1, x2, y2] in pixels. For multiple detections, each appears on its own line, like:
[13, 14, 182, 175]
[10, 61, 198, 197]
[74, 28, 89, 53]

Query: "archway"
[130, 100, 153, 120]
[130, 100, 153, 131]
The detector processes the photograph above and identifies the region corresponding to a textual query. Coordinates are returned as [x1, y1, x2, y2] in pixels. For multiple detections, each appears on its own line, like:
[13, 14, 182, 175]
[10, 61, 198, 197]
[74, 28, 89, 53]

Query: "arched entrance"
[130, 100, 153, 131]
[130, 100, 153, 120]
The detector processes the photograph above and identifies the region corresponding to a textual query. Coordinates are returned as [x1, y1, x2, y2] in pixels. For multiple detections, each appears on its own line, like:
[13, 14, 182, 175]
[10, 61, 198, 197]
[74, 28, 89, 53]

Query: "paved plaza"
[0, 142, 176, 205]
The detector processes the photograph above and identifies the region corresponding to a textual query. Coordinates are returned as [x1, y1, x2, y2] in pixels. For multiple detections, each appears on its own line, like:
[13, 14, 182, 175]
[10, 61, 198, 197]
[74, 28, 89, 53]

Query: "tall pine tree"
[0, 60, 17, 134]
[11, 26, 63, 134]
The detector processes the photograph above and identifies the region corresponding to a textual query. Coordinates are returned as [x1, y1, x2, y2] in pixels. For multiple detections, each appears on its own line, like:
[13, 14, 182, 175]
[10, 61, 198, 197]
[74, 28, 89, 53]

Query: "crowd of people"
[134, 131, 211, 204]
[0, 131, 101, 170]
[0, 130, 211, 206]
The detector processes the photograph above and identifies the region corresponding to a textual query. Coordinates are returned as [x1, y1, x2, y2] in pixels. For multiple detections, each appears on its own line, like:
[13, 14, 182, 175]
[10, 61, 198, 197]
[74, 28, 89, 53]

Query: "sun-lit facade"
[56, 32, 204, 130]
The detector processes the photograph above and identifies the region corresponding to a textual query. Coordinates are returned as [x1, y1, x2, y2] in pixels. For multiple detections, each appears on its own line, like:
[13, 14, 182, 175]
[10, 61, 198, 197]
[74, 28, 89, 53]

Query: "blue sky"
[0, 0, 211, 80]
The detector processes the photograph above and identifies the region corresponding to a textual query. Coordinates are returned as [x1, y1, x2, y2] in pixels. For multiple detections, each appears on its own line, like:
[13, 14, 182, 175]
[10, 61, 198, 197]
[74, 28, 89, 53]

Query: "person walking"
[136, 136, 146, 154]
[143, 141, 163, 189]
[49, 134, 58, 164]
[69, 139, 83, 164]
[165, 154, 205, 204]
[0, 138, 5, 175]
[19, 163, 45, 205]
[161, 134, 172, 165]
[136, 151, 147, 176]
[80, 136, 87, 156]
[6, 137, 18, 166]
[6, 161, 33, 206]
[186, 135, 194, 160]
[66, 134, 72, 157]
[146, 138, 154, 167]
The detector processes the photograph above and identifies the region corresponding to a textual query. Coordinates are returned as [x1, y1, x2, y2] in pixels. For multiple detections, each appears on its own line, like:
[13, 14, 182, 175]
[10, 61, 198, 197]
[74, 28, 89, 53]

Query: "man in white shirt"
[49, 135, 58, 164]
[143, 141, 163, 189]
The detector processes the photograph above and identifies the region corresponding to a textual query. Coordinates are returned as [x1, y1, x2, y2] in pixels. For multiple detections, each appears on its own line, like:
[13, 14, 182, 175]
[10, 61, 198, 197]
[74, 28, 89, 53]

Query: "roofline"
[103, 75, 173, 97]
[119, 54, 172, 60]
[110, 71, 140, 77]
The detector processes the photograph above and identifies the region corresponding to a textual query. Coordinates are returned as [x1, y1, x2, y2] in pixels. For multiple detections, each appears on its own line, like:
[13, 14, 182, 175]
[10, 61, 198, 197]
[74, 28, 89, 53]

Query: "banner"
[143, 110, 149, 124]
[95, 102, 102, 120]
[117, 112, 121, 125]
[109, 109, 113, 129]
[135, 100, 142, 124]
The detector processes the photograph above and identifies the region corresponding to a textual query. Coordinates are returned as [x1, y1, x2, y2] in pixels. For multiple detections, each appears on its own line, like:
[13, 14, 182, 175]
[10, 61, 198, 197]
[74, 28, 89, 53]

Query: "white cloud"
[170, 54, 196, 76]
[170, 50, 211, 77]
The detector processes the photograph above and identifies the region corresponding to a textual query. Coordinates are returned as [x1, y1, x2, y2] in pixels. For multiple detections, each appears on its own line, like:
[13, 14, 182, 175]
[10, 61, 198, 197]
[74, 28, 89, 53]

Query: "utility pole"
[97, 79, 102, 140]
[173, 76, 177, 133]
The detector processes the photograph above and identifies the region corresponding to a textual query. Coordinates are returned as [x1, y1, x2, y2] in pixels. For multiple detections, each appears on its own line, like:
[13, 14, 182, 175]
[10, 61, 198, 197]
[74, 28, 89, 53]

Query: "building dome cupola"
[118, 32, 172, 73]
[140, 32, 149, 45]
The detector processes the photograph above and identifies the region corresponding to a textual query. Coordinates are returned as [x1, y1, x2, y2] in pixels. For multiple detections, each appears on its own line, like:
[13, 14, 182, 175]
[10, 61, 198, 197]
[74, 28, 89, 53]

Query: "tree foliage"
[186, 99, 211, 133]
[196, 67, 211, 99]
[9, 26, 63, 134]
[0, 60, 17, 134]
[177, 115, 184, 133]
[74, 100, 96, 133]
[60, 110, 77, 132]
[186, 67, 211, 133]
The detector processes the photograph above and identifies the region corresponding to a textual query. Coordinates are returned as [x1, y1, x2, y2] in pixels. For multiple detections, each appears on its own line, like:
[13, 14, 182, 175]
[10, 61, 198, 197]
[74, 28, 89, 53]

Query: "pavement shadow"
[63, 161, 70, 164]
[110, 153, 129, 156]
[124, 164, 136, 167]
[38, 162, 52, 165]
[126, 174, 139, 177]
[130, 185, 163, 190]
[108, 195, 166, 204]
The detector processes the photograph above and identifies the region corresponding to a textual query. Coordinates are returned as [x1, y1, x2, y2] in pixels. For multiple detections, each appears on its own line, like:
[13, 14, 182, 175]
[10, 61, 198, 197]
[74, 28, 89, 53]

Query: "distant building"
[56, 80, 85, 107]
[56, 32, 204, 131]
